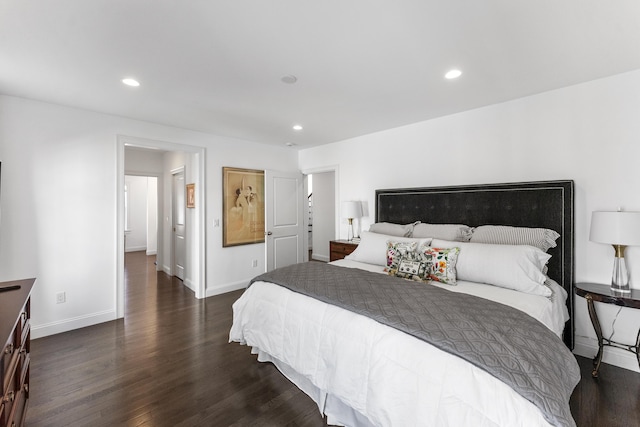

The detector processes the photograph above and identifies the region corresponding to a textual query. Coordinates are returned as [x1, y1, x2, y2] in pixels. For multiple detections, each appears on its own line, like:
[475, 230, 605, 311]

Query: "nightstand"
[329, 240, 359, 262]
[575, 282, 640, 377]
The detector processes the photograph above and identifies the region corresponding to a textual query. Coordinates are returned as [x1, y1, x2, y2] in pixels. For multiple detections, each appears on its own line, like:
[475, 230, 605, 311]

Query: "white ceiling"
[1, 1, 639, 148]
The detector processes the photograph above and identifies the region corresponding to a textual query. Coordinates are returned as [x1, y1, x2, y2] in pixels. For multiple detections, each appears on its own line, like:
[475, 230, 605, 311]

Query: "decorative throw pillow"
[420, 246, 460, 285]
[387, 250, 432, 282]
[385, 241, 419, 271]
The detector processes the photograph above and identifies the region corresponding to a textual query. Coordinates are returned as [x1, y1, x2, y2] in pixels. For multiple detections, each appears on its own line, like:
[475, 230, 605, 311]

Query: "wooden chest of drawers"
[1, 279, 35, 427]
[329, 240, 359, 262]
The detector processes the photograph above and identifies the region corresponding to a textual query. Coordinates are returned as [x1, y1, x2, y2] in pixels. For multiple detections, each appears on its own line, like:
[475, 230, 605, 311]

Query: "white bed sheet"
[229, 261, 571, 427]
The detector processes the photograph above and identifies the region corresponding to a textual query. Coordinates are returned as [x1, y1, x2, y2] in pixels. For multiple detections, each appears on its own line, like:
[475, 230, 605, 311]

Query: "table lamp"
[590, 210, 640, 293]
[341, 201, 362, 242]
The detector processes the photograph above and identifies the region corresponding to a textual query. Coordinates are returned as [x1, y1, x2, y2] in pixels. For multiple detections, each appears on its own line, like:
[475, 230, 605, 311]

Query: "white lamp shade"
[341, 201, 362, 219]
[590, 211, 640, 245]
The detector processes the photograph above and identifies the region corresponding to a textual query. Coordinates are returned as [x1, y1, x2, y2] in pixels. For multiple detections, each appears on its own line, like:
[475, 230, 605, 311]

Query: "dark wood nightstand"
[329, 240, 359, 262]
[575, 282, 640, 377]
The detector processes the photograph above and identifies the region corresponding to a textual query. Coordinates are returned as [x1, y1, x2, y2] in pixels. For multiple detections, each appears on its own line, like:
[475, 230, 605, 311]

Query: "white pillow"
[413, 223, 473, 242]
[431, 239, 552, 297]
[369, 221, 419, 237]
[345, 231, 432, 266]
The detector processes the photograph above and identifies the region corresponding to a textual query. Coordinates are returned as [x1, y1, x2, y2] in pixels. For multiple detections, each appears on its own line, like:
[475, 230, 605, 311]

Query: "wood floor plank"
[25, 251, 640, 426]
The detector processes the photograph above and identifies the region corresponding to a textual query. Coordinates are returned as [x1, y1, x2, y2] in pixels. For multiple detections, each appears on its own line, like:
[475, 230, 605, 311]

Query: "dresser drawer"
[19, 322, 29, 359]
[1, 334, 18, 396]
[4, 384, 26, 427]
[0, 372, 18, 427]
[18, 307, 28, 341]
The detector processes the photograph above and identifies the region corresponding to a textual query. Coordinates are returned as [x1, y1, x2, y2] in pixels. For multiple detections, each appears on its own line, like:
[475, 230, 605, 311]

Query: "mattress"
[229, 260, 574, 427]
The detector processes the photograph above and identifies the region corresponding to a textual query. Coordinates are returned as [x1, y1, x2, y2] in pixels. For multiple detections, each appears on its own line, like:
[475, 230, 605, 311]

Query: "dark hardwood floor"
[27, 251, 326, 426]
[26, 252, 640, 426]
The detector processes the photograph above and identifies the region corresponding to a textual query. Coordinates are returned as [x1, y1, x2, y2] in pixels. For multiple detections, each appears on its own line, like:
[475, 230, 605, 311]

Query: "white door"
[173, 170, 186, 280]
[265, 170, 304, 271]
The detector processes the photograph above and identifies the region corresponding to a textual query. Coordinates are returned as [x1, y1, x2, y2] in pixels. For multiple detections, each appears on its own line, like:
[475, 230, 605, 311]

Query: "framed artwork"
[186, 183, 195, 208]
[222, 167, 265, 247]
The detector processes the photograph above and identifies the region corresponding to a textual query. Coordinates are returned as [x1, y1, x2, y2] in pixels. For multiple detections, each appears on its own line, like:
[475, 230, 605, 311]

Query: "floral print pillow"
[421, 246, 460, 285]
[387, 250, 432, 282]
[385, 241, 418, 272]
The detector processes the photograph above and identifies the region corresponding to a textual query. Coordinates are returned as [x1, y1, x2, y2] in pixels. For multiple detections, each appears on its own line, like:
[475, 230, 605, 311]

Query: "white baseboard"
[31, 309, 116, 339]
[573, 335, 639, 373]
[146, 249, 157, 256]
[205, 280, 248, 298]
[183, 278, 195, 292]
[312, 253, 330, 262]
[125, 245, 146, 253]
[162, 264, 172, 275]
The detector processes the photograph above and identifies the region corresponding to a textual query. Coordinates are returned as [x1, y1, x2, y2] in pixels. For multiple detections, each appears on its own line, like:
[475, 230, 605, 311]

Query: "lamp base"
[611, 248, 631, 293]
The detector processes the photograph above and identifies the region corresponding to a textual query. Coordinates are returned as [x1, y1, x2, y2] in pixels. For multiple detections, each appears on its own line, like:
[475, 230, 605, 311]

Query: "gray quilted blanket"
[250, 262, 580, 427]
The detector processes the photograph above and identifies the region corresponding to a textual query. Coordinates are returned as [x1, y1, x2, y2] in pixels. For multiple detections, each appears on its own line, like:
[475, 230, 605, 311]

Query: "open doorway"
[305, 171, 336, 262]
[117, 136, 206, 319]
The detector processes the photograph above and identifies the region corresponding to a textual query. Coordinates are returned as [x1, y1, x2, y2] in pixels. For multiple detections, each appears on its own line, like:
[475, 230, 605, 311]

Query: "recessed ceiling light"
[292, 124, 303, 131]
[285, 142, 297, 147]
[281, 75, 298, 84]
[122, 78, 140, 87]
[445, 69, 462, 80]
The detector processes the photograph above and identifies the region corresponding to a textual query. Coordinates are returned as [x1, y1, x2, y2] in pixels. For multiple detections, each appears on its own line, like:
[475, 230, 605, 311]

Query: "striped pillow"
[470, 225, 560, 253]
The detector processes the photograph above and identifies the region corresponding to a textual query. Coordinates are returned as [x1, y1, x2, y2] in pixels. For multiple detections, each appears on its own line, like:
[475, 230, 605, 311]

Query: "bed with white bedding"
[229, 180, 580, 426]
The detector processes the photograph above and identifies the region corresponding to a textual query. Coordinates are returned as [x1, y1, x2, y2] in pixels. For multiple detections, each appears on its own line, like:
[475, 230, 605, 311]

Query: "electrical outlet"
[56, 292, 66, 304]
[252, 259, 258, 268]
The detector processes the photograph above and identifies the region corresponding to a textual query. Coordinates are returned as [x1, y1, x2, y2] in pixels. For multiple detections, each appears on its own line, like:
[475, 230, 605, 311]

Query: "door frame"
[171, 166, 186, 280]
[117, 135, 206, 318]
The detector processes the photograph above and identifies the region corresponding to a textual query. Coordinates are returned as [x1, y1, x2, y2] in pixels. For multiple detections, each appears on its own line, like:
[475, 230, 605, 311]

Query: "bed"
[230, 180, 580, 427]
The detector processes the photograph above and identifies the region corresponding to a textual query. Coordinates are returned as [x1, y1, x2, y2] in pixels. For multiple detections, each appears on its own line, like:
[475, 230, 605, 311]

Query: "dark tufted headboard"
[375, 180, 575, 349]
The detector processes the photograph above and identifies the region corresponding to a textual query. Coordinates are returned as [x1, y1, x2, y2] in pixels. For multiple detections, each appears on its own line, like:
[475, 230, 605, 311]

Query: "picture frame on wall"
[186, 183, 195, 208]
[222, 167, 265, 247]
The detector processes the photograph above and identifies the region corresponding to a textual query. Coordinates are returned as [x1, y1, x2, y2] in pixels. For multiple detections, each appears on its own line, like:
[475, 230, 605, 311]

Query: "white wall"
[0, 94, 298, 338]
[124, 175, 151, 252]
[299, 69, 640, 373]
[311, 172, 335, 262]
[125, 147, 164, 175]
[123, 175, 157, 254]
[125, 149, 163, 256]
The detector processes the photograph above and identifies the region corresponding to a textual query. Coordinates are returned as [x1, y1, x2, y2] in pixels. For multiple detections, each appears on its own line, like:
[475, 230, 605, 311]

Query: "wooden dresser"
[329, 240, 359, 262]
[1, 279, 35, 427]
